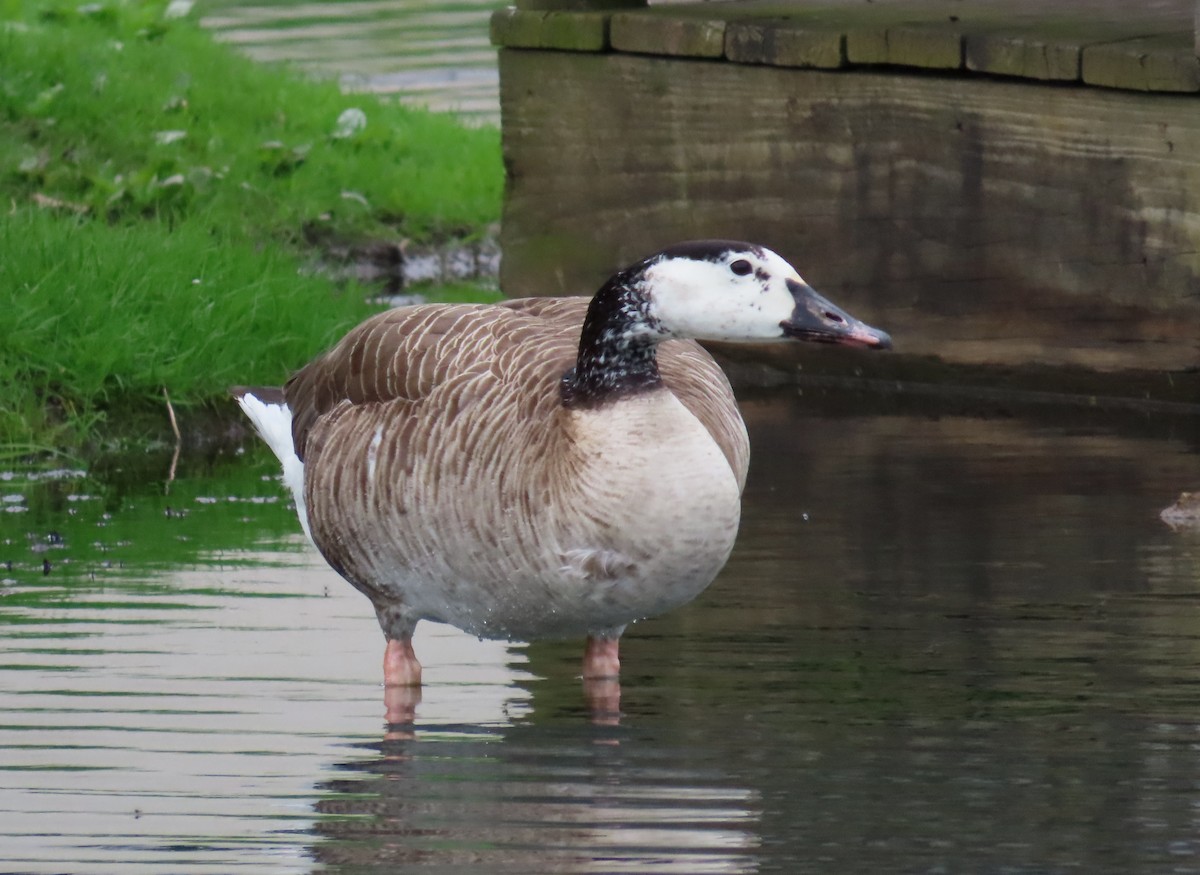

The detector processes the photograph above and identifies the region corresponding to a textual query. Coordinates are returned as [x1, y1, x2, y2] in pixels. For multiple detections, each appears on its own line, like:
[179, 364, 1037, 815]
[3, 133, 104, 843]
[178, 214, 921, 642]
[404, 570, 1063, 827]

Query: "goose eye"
[730, 259, 752, 276]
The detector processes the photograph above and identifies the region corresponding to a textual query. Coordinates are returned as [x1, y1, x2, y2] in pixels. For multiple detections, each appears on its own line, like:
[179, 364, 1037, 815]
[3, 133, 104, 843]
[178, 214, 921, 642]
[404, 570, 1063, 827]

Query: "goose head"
[638, 240, 892, 348]
[564, 240, 890, 407]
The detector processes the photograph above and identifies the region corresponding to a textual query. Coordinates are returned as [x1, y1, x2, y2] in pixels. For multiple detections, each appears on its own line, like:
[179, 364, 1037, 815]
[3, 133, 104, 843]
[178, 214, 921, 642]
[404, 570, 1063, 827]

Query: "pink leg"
[383, 637, 422, 687]
[582, 635, 620, 680]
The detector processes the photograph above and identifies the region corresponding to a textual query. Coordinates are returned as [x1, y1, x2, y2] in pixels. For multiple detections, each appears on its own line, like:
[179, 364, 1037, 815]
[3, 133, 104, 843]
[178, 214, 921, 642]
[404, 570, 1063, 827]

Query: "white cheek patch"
[645, 257, 797, 341]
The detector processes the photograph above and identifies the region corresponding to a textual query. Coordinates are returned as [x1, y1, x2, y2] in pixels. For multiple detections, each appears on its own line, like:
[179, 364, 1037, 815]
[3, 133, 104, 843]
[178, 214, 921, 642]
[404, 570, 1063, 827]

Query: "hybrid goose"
[234, 240, 890, 687]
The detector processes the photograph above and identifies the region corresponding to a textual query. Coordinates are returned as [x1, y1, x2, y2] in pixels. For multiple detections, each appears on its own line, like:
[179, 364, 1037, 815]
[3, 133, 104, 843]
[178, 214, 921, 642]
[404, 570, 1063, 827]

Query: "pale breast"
[537, 390, 744, 636]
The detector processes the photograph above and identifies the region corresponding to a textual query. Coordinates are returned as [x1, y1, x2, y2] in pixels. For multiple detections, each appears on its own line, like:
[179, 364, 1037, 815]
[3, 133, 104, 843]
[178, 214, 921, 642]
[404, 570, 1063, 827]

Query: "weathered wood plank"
[964, 31, 1082, 81]
[512, 0, 642, 11]
[499, 49, 1200, 375]
[489, 8, 611, 52]
[725, 20, 847, 69]
[845, 25, 963, 69]
[610, 12, 725, 58]
[492, 1, 1200, 97]
[1081, 33, 1200, 92]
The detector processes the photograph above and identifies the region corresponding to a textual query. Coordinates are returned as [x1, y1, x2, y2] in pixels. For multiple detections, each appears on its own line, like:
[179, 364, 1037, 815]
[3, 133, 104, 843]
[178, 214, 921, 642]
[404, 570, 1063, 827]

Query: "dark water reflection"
[2, 393, 1200, 873]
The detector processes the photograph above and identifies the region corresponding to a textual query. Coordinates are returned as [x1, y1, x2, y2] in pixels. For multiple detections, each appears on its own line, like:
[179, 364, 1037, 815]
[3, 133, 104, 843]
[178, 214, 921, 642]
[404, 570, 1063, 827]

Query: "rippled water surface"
[201, 0, 501, 123]
[3, 394, 1200, 873]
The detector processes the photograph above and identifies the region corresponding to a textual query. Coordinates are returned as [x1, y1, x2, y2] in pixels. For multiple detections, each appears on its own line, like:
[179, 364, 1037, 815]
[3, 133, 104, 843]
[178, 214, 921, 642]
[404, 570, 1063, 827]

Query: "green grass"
[0, 207, 380, 447]
[0, 0, 502, 243]
[0, 0, 505, 452]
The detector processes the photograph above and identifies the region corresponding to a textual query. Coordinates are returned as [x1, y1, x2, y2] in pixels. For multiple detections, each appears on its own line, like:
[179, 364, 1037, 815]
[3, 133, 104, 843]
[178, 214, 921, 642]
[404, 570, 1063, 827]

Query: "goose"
[233, 240, 891, 688]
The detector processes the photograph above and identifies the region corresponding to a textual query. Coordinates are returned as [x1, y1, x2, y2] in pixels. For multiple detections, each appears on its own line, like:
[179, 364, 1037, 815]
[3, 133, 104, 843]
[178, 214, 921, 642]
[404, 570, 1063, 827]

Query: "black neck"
[560, 272, 663, 409]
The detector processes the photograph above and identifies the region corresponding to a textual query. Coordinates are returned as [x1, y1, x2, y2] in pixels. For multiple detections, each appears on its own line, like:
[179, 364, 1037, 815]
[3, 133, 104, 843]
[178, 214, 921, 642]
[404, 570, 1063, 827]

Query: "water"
[2, 393, 1199, 873]
[200, 0, 502, 124]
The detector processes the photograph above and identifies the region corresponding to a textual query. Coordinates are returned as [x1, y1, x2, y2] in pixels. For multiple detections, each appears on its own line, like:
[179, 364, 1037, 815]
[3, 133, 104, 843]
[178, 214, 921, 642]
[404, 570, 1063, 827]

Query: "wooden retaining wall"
[491, 1, 1200, 405]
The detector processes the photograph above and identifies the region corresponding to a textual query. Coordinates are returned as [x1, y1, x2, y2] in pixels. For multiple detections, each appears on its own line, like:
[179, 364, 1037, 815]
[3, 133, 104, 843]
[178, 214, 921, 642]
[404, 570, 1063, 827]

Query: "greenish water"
[2, 396, 1199, 873]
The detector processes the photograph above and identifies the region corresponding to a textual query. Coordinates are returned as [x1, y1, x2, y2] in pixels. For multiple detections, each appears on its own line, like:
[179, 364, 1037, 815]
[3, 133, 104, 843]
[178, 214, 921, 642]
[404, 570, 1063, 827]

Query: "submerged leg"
[582, 634, 621, 680]
[374, 606, 422, 724]
[383, 680, 422, 729]
[382, 637, 422, 725]
[583, 676, 621, 726]
[383, 637, 422, 687]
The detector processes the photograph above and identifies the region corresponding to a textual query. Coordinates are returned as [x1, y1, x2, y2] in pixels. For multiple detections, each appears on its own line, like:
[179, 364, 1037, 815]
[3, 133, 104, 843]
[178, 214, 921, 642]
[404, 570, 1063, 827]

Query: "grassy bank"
[0, 0, 503, 452]
[0, 209, 377, 453]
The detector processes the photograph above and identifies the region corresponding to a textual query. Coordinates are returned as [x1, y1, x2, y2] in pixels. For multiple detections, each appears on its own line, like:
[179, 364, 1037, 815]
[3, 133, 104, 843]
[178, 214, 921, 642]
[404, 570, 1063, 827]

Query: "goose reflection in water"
[311, 718, 763, 874]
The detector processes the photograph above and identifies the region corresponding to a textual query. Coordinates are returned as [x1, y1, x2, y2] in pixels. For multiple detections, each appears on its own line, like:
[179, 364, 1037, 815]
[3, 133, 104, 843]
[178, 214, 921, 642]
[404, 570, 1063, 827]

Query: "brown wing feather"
[285, 296, 748, 486]
[286, 303, 536, 461]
